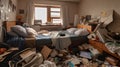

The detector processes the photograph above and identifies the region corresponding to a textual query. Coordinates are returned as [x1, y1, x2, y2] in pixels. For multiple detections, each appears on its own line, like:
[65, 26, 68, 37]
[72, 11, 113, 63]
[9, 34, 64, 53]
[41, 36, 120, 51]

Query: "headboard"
[3, 21, 16, 32]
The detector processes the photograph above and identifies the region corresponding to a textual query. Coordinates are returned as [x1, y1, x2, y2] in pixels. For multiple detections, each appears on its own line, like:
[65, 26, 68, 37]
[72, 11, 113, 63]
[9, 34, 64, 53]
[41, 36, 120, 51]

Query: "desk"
[89, 40, 120, 60]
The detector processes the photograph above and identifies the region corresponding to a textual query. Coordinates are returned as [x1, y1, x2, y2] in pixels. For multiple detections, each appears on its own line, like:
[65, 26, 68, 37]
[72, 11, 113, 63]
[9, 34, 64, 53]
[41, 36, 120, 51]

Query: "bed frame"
[3, 21, 16, 32]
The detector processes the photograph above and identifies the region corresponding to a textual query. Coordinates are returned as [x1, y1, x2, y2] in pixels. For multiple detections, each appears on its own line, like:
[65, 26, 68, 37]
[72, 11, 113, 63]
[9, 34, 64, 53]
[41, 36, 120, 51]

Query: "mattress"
[7, 31, 88, 51]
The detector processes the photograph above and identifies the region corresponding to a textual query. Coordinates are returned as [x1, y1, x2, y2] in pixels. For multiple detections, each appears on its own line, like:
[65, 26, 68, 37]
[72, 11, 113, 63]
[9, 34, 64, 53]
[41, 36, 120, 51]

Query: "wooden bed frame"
[3, 21, 36, 48]
[3, 21, 16, 32]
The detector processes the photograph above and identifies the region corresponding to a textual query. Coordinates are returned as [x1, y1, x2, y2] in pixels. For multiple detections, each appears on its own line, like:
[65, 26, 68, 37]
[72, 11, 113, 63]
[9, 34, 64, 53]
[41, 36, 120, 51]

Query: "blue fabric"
[35, 35, 52, 51]
[7, 31, 88, 51]
[7, 37, 25, 50]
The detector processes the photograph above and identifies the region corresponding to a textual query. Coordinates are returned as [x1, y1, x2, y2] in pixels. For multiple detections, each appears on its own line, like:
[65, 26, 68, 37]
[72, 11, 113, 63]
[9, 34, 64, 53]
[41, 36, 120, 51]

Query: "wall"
[79, 0, 120, 32]
[0, 0, 17, 42]
[8, 0, 17, 21]
[17, 0, 79, 24]
[17, 0, 28, 22]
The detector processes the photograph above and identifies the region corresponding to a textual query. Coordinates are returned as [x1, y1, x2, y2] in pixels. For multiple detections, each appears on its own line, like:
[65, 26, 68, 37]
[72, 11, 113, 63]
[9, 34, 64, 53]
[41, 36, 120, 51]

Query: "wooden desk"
[89, 40, 120, 60]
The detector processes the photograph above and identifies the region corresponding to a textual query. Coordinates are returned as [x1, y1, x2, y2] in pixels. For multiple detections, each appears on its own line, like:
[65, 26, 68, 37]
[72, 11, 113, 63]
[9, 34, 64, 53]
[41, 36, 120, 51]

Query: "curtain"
[26, 0, 34, 25]
[61, 5, 70, 28]
[74, 14, 79, 27]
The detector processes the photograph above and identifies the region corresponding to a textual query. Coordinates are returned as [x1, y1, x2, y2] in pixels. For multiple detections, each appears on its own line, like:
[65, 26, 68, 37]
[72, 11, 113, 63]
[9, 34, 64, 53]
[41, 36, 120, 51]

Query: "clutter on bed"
[66, 27, 89, 36]
[77, 24, 92, 32]
[6, 24, 89, 50]
[66, 28, 77, 34]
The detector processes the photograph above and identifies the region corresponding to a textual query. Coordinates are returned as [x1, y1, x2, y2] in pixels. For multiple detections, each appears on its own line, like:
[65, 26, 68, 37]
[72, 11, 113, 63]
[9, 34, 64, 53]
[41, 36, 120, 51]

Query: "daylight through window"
[34, 5, 62, 25]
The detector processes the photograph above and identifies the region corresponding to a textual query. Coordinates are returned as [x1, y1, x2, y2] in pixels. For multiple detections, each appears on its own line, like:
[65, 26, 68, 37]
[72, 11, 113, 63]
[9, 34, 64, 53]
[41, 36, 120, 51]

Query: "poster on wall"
[8, 0, 16, 12]
[1, 0, 10, 21]
[0, 0, 5, 21]
[8, 0, 12, 12]
[0, 0, 16, 21]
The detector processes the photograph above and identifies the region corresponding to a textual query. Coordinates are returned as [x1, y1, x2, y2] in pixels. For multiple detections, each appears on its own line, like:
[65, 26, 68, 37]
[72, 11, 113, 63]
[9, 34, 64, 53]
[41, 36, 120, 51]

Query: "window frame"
[34, 5, 61, 25]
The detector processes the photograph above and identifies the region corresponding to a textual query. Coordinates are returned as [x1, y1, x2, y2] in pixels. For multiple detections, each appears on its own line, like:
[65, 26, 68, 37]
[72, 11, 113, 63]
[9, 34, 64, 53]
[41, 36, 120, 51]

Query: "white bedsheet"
[50, 31, 71, 50]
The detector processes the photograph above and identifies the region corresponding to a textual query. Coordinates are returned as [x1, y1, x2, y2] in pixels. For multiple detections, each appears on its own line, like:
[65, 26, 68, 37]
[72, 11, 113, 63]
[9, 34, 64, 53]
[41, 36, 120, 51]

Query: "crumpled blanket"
[50, 31, 71, 50]
[25, 38, 36, 48]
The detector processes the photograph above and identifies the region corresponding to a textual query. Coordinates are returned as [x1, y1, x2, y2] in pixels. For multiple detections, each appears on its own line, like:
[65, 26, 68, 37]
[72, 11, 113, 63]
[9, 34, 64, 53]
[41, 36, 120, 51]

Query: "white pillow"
[67, 28, 77, 34]
[11, 25, 28, 37]
[26, 28, 38, 36]
[74, 28, 89, 36]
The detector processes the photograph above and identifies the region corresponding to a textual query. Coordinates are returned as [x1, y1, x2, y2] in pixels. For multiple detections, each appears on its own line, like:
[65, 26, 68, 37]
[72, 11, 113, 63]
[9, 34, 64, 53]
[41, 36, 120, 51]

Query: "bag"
[9, 48, 43, 67]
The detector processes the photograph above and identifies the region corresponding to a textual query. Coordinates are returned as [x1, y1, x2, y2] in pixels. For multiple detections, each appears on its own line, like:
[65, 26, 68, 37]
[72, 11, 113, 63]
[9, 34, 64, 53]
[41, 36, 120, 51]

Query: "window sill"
[40, 25, 63, 31]
[41, 23, 62, 26]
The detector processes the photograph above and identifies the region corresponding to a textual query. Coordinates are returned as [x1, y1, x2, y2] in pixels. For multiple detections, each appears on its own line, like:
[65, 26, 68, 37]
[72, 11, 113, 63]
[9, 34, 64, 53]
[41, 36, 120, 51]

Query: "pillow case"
[11, 25, 28, 37]
[31, 25, 41, 32]
[74, 28, 89, 36]
[7, 31, 18, 37]
[67, 28, 77, 34]
[26, 28, 38, 36]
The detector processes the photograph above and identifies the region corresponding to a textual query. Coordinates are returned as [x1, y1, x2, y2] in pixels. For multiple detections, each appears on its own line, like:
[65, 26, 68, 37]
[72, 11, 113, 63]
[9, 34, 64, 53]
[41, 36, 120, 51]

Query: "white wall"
[7, 0, 17, 21]
[79, 0, 120, 32]
[17, 0, 28, 22]
[0, 0, 17, 42]
[79, 0, 120, 16]
[17, 0, 79, 24]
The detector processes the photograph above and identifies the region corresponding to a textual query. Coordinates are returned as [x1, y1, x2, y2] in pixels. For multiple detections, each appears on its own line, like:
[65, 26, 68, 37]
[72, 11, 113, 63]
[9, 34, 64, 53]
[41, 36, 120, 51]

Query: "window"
[34, 5, 62, 25]
[35, 7, 47, 24]
[50, 8, 61, 24]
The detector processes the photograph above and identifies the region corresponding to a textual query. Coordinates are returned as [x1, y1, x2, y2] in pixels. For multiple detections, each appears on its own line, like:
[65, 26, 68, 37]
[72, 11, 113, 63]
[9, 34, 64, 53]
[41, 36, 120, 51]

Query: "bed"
[4, 21, 89, 51]
[35, 31, 88, 51]
[3, 21, 25, 50]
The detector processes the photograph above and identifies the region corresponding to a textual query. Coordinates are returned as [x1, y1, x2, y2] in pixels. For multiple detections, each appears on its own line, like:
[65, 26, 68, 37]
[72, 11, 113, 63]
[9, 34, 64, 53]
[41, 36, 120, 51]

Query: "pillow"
[74, 28, 89, 36]
[38, 30, 49, 34]
[11, 25, 28, 37]
[26, 28, 38, 36]
[31, 25, 41, 32]
[7, 31, 18, 37]
[67, 28, 77, 34]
